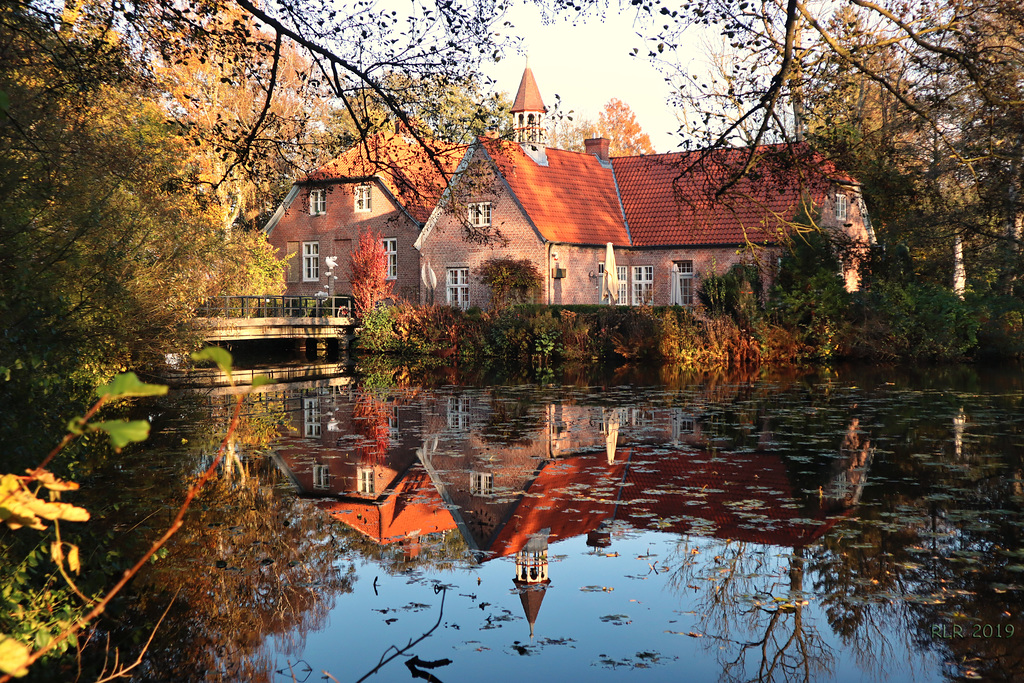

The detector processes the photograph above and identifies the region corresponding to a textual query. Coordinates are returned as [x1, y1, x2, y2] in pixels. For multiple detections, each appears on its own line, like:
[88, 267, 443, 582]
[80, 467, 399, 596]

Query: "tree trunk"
[953, 232, 966, 298]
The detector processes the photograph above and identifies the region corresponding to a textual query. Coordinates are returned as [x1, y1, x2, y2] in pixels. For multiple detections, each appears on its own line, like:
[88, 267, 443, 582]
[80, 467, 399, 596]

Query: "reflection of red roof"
[305, 132, 463, 223]
[613, 145, 849, 247]
[490, 457, 626, 557]
[317, 466, 456, 543]
[482, 139, 631, 246]
[490, 447, 843, 556]
[512, 67, 546, 112]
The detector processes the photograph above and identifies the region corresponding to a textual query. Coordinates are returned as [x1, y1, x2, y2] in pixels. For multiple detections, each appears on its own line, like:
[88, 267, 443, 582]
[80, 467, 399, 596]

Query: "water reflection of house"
[273, 387, 422, 502]
[273, 392, 869, 638]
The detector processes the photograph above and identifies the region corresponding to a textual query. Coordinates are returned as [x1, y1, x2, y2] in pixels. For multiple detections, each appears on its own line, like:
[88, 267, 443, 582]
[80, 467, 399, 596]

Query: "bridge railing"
[198, 295, 355, 319]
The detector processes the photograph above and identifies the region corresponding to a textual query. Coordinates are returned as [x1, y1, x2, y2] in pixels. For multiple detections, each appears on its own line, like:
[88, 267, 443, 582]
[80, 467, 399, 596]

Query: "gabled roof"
[306, 131, 463, 224]
[512, 67, 546, 113]
[481, 138, 631, 246]
[612, 144, 848, 247]
[316, 466, 457, 544]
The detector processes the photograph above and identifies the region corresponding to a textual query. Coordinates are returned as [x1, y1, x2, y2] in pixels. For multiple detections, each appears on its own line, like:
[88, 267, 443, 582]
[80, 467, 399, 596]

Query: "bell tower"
[512, 63, 547, 145]
[512, 530, 551, 639]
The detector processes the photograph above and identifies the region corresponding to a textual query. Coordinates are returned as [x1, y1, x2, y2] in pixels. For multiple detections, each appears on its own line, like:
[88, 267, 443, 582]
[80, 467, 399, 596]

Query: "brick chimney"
[584, 137, 610, 162]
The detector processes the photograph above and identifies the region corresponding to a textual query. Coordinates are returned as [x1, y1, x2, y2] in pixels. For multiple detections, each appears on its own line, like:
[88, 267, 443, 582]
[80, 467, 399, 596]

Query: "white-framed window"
[388, 406, 400, 443]
[835, 193, 848, 221]
[447, 267, 470, 309]
[309, 188, 326, 215]
[632, 265, 654, 305]
[303, 241, 319, 281]
[447, 396, 471, 431]
[355, 184, 372, 212]
[671, 409, 695, 442]
[303, 397, 321, 438]
[357, 467, 375, 495]
[312, 464, 329, 490]
[677, 260, 694, 306]
[468, 202, 491, 227]
[617, 266, 628, 306]
[470, 471, 493, 496]
[383, 238, 397, 280]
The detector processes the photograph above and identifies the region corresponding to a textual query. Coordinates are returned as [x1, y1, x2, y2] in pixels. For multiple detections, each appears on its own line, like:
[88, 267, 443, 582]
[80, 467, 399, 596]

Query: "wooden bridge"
[195, 295, 357, 349]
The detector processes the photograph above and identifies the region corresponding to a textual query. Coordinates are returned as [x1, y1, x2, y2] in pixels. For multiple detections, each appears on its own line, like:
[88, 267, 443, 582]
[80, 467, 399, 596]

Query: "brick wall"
[417, 145, 876, 309]
[266, 181, 423, 301]
[418, 149, 547, 308]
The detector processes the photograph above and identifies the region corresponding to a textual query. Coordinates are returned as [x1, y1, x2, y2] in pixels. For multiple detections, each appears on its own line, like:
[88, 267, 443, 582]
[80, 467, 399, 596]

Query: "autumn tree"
[349, 228, 395, 317]
[548, 99, 655, 155]
[152, 5, 331, 231]
[598, 98, 656, 156]
[633, 0, 1024, 291]
[548, 115, 598, 152]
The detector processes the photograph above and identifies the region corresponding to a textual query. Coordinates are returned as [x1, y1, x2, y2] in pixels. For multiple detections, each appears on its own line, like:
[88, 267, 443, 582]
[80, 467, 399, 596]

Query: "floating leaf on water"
[599, 614, 631, 624]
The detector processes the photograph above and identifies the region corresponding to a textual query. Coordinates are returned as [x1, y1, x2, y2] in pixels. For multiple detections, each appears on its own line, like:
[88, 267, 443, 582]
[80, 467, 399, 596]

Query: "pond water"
[80, 363, 1024, 682]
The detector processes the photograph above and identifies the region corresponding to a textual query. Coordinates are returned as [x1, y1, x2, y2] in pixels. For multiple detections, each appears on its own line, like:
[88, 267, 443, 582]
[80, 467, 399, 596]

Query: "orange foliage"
[350, 227, 394, 316]
[352, 393, 392, 465]
[599, 98, 656, 156]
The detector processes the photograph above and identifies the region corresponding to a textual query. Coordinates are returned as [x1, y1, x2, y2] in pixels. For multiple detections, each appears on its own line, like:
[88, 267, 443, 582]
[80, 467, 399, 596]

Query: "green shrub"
[770, 233, 852, 359]
[852, 283, 981, 360]
[698, 263, 762, 325]
[357, 305, 398, 353]
[477, 258, 542, 309]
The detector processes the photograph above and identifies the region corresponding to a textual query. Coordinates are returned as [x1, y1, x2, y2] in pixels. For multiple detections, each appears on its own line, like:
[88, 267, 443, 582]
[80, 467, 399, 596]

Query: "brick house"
[414, 68, 875, 309]
[263, 131, 461, 302]
[266, 66, 874, 310]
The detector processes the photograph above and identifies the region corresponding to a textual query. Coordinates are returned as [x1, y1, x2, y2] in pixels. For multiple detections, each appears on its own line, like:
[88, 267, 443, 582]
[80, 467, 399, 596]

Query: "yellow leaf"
[28, 470, 80, 492]
[50, 541, 64, 566]
[0, 474, 90, 530]
[0, 634, 31, 677]
[68, 545, 81, 574]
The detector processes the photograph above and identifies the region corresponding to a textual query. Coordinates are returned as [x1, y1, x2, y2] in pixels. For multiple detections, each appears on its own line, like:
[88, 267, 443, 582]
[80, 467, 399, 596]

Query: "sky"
[481, 2, 706, 153]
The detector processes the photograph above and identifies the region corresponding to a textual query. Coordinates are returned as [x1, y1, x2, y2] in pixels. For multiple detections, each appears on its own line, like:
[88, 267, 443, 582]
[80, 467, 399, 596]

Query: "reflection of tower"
[512, 529, 551, 639]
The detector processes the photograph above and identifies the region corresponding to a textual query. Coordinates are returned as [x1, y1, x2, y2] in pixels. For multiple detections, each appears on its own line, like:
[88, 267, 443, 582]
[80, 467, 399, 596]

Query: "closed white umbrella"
[605, 408, 621, 465]
[670, 263, 681, 306]
[426, 261, 437, 305]
[604, 243, 619, 305]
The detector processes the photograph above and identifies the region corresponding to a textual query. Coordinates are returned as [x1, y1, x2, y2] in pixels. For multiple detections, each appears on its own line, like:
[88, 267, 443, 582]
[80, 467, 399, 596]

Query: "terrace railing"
[197, 295, 354, 319]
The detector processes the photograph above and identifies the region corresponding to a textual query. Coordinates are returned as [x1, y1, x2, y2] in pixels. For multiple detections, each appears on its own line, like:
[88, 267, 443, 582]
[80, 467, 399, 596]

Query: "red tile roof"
[306, 132, 463, 224]
[612, 144, 847, 247]
[481, 139, 631, 246]
[317, 466, 457, 544]
[489, 447, 843, 555]
[512, 67, 546, 112]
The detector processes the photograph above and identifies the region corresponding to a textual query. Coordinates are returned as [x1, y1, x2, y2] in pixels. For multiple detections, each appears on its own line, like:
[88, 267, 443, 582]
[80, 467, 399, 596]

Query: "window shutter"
[286, 241, 300, 283]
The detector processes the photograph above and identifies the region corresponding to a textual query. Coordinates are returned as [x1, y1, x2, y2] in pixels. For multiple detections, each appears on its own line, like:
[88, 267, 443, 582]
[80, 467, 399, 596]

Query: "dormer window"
[355, 184, 372, 212]
[835, 193, 848, 221]
[309, 188, 326, 215]
[468, 202, 491, 227]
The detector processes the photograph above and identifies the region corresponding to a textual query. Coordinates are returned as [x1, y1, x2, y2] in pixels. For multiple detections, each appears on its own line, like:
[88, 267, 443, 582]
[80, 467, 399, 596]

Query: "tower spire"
[511, 62, 547, 145]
